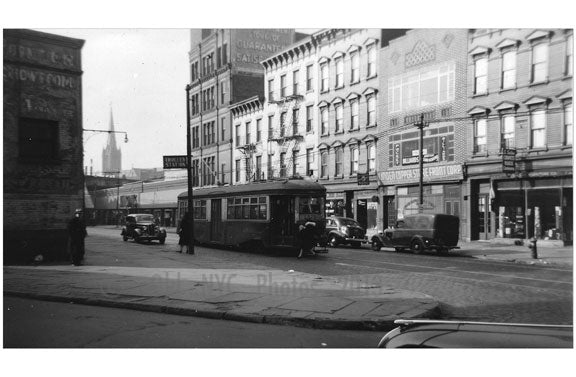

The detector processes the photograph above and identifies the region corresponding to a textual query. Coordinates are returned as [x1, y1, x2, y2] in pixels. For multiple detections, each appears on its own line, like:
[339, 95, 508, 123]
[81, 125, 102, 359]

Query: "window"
[320, 107, 329, 135]
[268, 78, 274, 101]
[367, 95, 376, 125]
[306, 148, 314, 176]
[256, 118, 262, 142]
[203, 156, 215, 185]
[280, 112, 287, 137]
[220, 81, 227, 104]
[235, 159, 241, 182]
[367, 144, 375, 173]
[566, 34, 573, 76]
[292, 108, 299, 135]
[292, 69, 299, 95]
[221, 163, 226, 184]
[501, 50, 516, 89]
[350, 147, 359, 174]
[306, 64, 313, 91]
[335, 57, 344, 88]
[18, 118, 59, 159]
[474, 57, 488, 94]
[220, 117, 226, 141]
[335, 104, 343, 133]
[474, 118, 487, 153]
[268, 115, 274, 139]
[532, 43, 548, 83]
[193, 200, 207, 220]
[227, 196, 267, 220]
[501, 115, 515, 149]
[335, 147, 343, 176]
[320, 150, 328, 177]
[280, 152, 287, 178]
[222, 43, 228, 65]
[565, 101, 573, 145]
[192, 160, 200, 186]
[367, 45, 376, 77]
[350, 99, 359, 129]
[280, 74, 287, 97]
[320, 63, 329, 92]
[267, 153, 274, 178]
[254, 155, 262, 181]
[306, 105, 313, 132]
[351, 52, 359, 83]
[530, 109, 546, 148]
[245, 121, 251, 145]
[235, 124, 241, 146]
[192, 126, 200, 148]
[292, 150, 298, 176]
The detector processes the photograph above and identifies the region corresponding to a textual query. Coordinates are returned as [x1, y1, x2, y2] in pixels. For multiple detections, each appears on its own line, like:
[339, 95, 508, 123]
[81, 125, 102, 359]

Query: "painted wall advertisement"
[379, 163, 464, 185]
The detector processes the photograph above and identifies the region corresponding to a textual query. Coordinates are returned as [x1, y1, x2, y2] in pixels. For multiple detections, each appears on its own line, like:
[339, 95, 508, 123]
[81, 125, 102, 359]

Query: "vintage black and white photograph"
[2, 1, 575, 376]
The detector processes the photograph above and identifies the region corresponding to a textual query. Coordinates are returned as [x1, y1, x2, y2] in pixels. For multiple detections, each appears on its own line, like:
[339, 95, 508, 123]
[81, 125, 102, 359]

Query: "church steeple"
[102, 105, 122, 175]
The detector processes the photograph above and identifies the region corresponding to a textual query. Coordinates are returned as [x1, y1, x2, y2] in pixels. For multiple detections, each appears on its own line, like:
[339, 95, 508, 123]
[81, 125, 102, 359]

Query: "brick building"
[3, 29, 85, 262]
[377, 29, 470, 237]
[187, 29, 298, 196]
[465, 29, 573, 244]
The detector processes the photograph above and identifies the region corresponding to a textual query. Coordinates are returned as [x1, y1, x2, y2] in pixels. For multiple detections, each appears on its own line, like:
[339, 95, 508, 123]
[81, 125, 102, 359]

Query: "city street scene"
[2, 4, 574, 377]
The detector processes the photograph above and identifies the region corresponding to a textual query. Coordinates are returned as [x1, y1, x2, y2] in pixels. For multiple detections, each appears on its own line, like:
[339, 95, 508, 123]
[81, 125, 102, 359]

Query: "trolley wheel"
[371, 240, 382, 251]
[410, 239, 425, 254]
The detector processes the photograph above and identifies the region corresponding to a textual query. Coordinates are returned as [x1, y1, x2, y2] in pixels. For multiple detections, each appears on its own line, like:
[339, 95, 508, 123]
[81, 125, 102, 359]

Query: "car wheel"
[371, 240, 381, 251]
[328, 235, 339, 247]
[410, 239, 424, 254]
[159, 237, 166, 245]
[352, 241, 362, 249]
[123, 235, 128, 241]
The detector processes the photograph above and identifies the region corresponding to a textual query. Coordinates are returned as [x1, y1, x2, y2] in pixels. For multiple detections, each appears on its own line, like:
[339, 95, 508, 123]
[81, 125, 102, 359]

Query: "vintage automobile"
[370, 213, 459, 254]
[325, 216, 367, 248]
[121, 214, 167, 244]
[378, 319, 573, 348]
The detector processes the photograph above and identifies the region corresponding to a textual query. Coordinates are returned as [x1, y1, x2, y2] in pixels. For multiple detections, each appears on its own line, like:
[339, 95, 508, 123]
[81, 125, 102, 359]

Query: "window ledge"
[335, 85, 345, 90]
[306, 89, 314, 93]
[366, 123, 377, 129]
[320, 89, 330, 94]
[319, 176, 330, 181]
[348, 127, 360, 133]
[471, 152, 488, 158]
[527, 147, 549, 153]
[562, 75, 573, 81]
[333, 175, 344, 180]
[499, 86, 517, 93]
[529, 80, 549, 87]
[321, 133, 330, 138]
[349, 80, 360, 86]
[472, 92, 489, 98]
[334, 130, 345, 135]
[561, 144, 573, 150]
[366, 74, 377, 81]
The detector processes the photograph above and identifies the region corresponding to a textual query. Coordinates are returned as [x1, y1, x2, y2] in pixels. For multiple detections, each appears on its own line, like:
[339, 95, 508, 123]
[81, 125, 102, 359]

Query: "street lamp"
[83, 128, 129, 143]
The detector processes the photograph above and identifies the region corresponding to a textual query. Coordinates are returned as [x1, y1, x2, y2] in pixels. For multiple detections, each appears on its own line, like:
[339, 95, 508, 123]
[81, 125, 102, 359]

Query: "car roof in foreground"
[379, 320, 573, 348]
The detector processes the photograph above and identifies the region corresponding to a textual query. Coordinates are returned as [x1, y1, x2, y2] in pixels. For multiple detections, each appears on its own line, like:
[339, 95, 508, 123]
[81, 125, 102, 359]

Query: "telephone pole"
[414, 114, 428, 213]
[185, 84, 194, 255]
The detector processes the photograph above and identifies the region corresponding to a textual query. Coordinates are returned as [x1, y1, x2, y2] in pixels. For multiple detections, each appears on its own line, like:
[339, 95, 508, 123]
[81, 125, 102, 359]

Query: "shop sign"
[379, 163, 463, 185]
[502, 149, 516, 174]
[357, 172, 370, 185]
[163, 155, 188, 169]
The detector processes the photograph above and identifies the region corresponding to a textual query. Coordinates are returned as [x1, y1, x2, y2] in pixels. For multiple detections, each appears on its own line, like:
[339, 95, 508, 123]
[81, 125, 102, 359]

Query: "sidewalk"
[3, 264, 439, 332]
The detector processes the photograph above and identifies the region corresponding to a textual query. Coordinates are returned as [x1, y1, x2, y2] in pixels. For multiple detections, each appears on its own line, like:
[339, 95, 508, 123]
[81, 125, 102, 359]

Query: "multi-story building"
[3, 29, 85, 262]
[465, 29, 573, 244]
[312, 29, 384, 231]
[187, 29, 297, 193]
[377, 29, 470, 237]
[258, 36, 320, 183]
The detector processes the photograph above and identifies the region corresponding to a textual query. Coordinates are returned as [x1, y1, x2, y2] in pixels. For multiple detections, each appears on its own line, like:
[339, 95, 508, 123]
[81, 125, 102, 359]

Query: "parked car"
[121, 214, 167, 244]
[325, 216, 367, 248]
[370, 213, 459, 255]
[378, 319, 573, 348]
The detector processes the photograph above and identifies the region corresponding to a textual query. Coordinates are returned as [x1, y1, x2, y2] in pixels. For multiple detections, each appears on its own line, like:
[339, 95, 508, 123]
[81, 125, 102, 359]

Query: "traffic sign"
[163, 155, 188, 169]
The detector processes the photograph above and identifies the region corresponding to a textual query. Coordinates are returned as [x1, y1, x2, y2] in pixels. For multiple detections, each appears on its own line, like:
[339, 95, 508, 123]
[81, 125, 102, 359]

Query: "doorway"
[211, 199, 222, 242]
[477, 194, 491, 240]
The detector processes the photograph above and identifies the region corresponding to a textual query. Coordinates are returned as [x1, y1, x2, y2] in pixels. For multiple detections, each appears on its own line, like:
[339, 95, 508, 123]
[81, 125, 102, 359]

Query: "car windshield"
[135, 215, 155, 222]
[339, 218, 360, 227]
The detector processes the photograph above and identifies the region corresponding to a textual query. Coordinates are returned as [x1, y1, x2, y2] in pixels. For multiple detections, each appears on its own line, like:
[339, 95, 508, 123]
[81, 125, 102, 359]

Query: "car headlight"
[340, 226, 348, 233]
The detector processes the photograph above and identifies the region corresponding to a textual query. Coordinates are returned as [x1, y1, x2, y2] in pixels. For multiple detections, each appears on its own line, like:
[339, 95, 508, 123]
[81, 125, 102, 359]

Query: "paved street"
[3, 296, 379, 348]
[28, 227, 575, 325]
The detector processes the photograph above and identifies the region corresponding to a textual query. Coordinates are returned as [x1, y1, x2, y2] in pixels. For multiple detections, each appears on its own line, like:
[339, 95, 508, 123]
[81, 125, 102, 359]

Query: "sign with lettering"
[231, 29, 294, 72]
[163, 155, 188, 169]
[357, 172, 370, 185]
[502, 149, 516, 173]
[379, 163, 464, 185]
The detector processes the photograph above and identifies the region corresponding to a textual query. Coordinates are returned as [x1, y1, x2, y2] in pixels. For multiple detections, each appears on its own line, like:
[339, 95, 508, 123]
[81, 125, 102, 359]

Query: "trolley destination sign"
[163, 155, 188, 169]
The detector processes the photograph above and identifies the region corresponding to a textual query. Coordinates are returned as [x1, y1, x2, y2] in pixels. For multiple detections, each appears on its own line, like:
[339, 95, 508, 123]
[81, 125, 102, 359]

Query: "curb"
[4, 290, 440, 332]
[464, 254, 572, 267]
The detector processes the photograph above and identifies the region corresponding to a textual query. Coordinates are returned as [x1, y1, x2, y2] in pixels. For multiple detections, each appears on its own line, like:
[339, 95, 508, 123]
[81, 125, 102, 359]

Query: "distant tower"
[102, 107, 122, 176]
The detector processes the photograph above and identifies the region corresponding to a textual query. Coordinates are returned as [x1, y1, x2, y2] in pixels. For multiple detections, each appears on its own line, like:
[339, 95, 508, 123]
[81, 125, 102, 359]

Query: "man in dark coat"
[68, 209, 87, 266]
[297, 221, 317, 259]
[178, 212, 193, 254]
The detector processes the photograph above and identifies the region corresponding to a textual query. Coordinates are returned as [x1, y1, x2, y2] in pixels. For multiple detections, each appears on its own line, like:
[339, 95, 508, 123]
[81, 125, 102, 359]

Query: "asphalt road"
[3, 296, 381, 348]
[85, 227, 573, 325]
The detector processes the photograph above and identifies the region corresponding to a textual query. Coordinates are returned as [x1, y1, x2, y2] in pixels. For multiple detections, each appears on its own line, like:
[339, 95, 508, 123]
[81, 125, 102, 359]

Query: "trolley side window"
[227, 196, 268, 220]
[193, 199, 207, 219]
[299, 196, 324, 214]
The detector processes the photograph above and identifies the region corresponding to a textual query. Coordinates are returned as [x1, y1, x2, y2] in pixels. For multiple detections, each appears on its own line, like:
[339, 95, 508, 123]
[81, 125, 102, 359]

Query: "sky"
[36, 28, 191, 173]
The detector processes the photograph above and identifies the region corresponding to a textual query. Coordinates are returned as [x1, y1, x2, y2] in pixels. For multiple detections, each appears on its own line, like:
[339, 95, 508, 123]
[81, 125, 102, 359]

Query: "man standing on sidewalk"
[68, 209, 87, 266]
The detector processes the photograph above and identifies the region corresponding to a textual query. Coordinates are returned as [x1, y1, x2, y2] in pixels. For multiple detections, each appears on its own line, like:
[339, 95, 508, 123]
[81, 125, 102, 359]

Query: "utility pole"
[414, 114, 428, 213]
[185, 84, 195, 255]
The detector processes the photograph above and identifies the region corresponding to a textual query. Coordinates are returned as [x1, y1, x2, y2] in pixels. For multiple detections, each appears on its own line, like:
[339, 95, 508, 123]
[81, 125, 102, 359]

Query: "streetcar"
[177, 178, 327, 253]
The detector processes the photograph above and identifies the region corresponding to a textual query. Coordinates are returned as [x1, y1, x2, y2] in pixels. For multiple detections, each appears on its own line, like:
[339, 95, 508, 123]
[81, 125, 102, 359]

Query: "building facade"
[187, 29, 297, 192]
[465, 29, 573, 244]
[3, 29, 85, 262]
[377, 29, 470, 237]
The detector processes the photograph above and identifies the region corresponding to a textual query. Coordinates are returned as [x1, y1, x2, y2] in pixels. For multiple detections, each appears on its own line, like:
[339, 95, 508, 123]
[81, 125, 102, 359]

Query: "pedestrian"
[177, 212, 192, 254]
[297, 221, 317, 259]
[68, 209, 87, 266]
